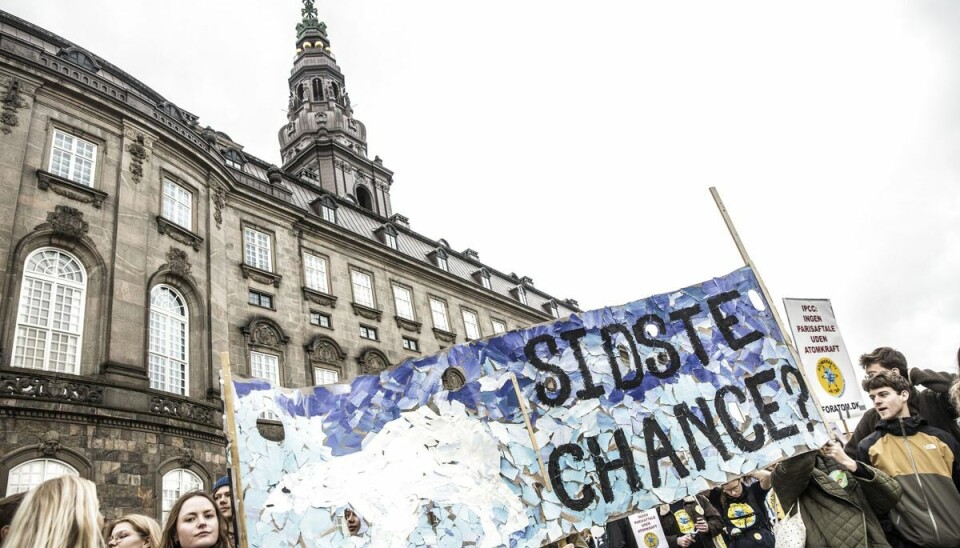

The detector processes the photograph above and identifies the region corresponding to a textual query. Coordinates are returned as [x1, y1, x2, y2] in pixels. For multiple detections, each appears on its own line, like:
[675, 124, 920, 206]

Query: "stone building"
[0, 3, 578, 519]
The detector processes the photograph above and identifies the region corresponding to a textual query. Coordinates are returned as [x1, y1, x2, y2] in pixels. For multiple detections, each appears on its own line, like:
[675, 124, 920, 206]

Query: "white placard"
[628, 509, 667, 548]
[783, 298, 866, 419]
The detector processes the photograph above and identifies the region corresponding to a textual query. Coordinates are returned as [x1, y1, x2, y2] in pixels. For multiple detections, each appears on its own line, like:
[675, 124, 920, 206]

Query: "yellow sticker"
[816, 357, 845, 397]
[675, 509, 695, 534]
[727, 502, 757, 528]
[644, 532, 659, 547]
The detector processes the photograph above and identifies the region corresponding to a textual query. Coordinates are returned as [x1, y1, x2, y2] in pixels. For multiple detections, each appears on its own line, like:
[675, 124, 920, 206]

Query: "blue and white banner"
[228, 266, 830, 547]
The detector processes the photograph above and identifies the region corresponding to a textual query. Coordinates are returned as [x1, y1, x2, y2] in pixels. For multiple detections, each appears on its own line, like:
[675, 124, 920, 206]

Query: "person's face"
[869, 386, 909, 420]
[865, 362, 897, 379]
[213, 486, 233, 520]
[176, 496, 220, 548]
[344, 509, 360, 535]
[722, 479, 743, 498]
[107, 521, 148, 548]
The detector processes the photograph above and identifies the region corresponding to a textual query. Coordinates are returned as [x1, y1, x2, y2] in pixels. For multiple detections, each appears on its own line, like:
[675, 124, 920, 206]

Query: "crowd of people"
[0, 347, 957, 548]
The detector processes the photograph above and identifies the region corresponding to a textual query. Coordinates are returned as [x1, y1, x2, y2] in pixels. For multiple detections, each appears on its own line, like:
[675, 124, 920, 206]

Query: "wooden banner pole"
[219, 351, 250, 548]
[508, 372, 552, 492]
[708, 187, 836, 439]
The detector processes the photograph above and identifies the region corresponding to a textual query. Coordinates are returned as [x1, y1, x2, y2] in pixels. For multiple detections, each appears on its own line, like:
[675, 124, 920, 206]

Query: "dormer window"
[513, 285, 528, 306]
[544, 300, 560, 319]
[312, 195, 338, 224]
[473, 268, 492, 290]
[429, 248, 449, 272]
[223, 149, 245, 170]
[375, 224, 399, 250]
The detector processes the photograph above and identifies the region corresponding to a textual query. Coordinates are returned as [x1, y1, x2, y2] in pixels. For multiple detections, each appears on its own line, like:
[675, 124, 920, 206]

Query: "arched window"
[312, 78, 323, 101]
[149, 285, 189, 396]
[161, 469, 202, 523]
[296, 83, 305, 103]
[13, 248, 86, 373]
[6, 458, 78, 495]
[356, 185, 373, 211]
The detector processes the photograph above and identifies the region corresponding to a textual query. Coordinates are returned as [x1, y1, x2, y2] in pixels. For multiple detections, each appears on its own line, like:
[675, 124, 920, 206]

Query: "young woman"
[3, 475, 105, 548]
[106, 514, 162, 548]
[159, 491, 230, 548]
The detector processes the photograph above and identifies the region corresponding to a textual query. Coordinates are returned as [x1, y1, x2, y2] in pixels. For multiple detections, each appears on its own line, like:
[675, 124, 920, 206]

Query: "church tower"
[278, 0, 393, 217]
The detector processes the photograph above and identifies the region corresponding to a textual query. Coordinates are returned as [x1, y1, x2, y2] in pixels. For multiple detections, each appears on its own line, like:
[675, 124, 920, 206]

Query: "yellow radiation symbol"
[816, 357, 845, 397]
[643, 532, 659, 547]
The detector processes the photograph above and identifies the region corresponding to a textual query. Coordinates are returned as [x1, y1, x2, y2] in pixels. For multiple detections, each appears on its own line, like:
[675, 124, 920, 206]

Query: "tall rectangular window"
[462, 309, 480, 340]
[320, 204, 336, 223]
[393, 284, 414, 320]
[492, 319, 507, 335]
[429, 297, 449, 331]
[437, 255, 449, 272]
[250, 351, 280, 386]
[49, 129, 97, 187]
[303, 253, 329, 293]
[351, 269, 375, 308]
[314, 367, 339, 385]
[243, 227, 273, 272]
[162, 179, 192, 230]
[481, 275, 492, 290]
[385, 233, 398, 250]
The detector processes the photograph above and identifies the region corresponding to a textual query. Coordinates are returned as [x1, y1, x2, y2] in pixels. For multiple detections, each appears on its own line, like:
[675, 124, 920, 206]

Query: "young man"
[856, 371, 960, 547]
[212, 476, 237, 547]
[844, 347, 960, 458]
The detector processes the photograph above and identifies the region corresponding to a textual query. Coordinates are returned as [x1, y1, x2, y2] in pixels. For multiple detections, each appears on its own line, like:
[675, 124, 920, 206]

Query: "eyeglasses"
[108, 531, 143, 544]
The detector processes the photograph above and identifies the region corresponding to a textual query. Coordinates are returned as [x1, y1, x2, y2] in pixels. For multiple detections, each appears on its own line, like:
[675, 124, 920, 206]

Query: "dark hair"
[0, 491, 26, 528]
[158, 491, 230, 548]
[858, 347, 908, 377]
[862, 370, 911, 394]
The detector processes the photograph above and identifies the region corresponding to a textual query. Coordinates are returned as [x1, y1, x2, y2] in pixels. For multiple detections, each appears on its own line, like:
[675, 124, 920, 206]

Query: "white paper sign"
[783, 298, 866, 418]
[628, 509, 667, 548]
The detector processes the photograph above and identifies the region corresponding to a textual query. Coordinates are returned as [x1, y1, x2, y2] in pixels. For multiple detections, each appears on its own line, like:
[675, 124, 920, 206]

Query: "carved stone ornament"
[394, 316, 422, 334]
[1, 77, 28, 134]
[177, 448, 195, 468]
[432, 327, 457, 344]
[358, 351, 388, 376]
[240, 264, 282, 287]
[309, 340, 340, 364]
[441, 367, 466, 392]
[125, 133, 148, 183]
[39, 431, 62, 456]
[302, 287, 337, 308]
[252, 324, 280, 348]
[37, 170, 108, 209]
[0, 370, 103, 404]
[34, 204, 89, 240]
[212, 183, 226, 229]
[163, 247, 191, 278]
[351, 302, 382, 322]
[149, 396, 216, 425]
[156, 216, 203, 251]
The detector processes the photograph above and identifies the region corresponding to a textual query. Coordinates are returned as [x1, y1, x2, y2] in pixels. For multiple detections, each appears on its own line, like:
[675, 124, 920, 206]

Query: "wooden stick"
[708, 187, 835, 437]
[220, 352, 251, 548]
[508, 372, 552, 492]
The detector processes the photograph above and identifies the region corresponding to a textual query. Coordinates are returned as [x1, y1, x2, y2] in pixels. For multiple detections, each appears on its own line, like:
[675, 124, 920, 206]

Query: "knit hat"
[212, 475, 230, 493]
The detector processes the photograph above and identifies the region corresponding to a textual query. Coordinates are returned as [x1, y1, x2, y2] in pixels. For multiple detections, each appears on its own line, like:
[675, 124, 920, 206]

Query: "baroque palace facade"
[0, 3, 578, 518]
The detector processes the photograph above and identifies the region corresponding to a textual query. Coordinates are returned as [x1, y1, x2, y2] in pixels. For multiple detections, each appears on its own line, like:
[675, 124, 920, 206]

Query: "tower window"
[356, 185, 373, 211]
[312, 79, 323, 101]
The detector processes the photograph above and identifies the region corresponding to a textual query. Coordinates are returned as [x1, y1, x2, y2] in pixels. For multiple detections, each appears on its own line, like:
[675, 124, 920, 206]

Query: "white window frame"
[351, 269, 375, 309]
[5, 458, 78, 496]
[462, 309, 480, 340]
[549, 302, 560, 319]
[148, 285, 189, 396]
[13, 248, 86, 374]
[310, 311, 331, 328]
[516, 285, 528, 306]
[161, 469, 202, 524]
[314, 366, 340, 386]
[481, 274, 492, 290]
[48, 128, 97, 187]
[437, 255, 449, 272]
[303, 252, 330, 294]
[392, 283, 415, 321]
[385, 232, 398, 250]
[429, 297, 449, 332]
[162, 179, 193, 231]
[320, 203, 337, 223]
[359, 325, 378, 341]
[243, 226, 273, 272]
[250, 351, 281, 386]
[402, 337, 419, 351]
[492, 319, 507, 335]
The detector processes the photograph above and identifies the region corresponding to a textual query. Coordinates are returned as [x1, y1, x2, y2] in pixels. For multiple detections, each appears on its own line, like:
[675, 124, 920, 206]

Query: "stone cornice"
[36, 170, 108, 209]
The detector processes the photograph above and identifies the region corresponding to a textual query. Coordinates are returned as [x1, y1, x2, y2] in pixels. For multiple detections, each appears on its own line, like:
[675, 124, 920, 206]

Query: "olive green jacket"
[771, 451, 901, 548]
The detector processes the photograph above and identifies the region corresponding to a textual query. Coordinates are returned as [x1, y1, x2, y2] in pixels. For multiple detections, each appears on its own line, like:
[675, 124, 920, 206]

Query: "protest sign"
[783, 298, 865, 419]
[628, 509, 667, 548]
[225, 266, 830, 547]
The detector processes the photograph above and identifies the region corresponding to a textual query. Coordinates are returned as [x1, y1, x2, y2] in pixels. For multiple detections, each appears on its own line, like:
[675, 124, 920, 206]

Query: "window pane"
[6, 459, 78, 496]
[162, 180, 192, 230]
[321, 205, 336, 223]
[243, 227, 273, 271]
[430, 298, 449, 331]
[463, 310, 480, 340]
[304, 254, 329, 293]
[49, 130, 97, 187]
[314, 367, 339, 385]
[162, 469, 202, 524]
[393, 285, 414, 320]
[351, 270, 374, 308]
[149, 286, 189, 395]
[250, 351, 280, 385]
[492, 320, 506, 335]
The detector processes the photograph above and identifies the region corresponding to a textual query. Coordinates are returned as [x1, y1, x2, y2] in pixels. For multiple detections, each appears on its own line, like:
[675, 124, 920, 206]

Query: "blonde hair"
[4, 475, 105, 548]
[109, 514, 162, 548]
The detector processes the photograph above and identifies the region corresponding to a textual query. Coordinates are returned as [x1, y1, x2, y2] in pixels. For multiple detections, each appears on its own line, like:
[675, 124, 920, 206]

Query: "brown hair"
[158, 491, 230, 548]
[862, 369, 912, 394]
[108, 514, 162, 548]
[0, 491, 26, 529]
[858, 347, 908, 377]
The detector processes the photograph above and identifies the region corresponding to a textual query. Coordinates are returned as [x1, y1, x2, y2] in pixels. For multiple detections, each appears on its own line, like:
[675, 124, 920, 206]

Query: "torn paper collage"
[227, 266, 831, 547]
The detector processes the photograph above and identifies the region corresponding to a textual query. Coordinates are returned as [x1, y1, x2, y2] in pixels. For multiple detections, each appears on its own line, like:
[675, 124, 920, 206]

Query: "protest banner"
[782, 298, 865, 419]
[628, 509, 667, 548]
[223, 266, 831, 547]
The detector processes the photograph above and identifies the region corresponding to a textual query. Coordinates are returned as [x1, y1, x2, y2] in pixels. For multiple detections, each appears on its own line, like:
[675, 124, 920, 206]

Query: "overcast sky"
[5, 1, 958, 379]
